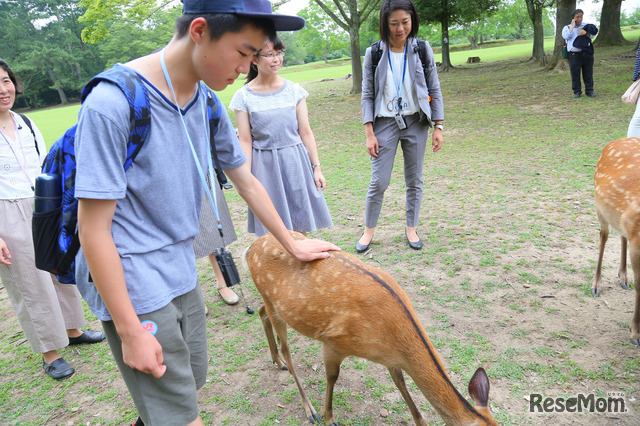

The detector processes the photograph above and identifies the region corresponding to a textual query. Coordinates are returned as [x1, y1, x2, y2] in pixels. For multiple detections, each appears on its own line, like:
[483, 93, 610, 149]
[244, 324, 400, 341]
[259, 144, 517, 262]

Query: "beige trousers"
[0, 198, 85, 353]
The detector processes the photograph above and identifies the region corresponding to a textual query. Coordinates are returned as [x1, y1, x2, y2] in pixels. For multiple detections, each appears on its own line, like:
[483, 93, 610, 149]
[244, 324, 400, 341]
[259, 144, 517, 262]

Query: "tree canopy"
[415, 0, 501, 71]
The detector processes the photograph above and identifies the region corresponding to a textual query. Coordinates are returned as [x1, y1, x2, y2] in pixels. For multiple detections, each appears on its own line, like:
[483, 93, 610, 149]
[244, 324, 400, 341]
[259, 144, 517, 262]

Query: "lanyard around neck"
[160, 49, 224, 238]
[0, 114, 34, 191]
[388, 42, 408, 113]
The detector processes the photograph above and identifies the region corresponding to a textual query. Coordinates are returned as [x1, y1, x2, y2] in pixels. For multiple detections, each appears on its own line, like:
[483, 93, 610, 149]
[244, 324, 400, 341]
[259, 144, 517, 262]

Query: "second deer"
[594, 137, 640, 346]
[245, 232, 497, 425]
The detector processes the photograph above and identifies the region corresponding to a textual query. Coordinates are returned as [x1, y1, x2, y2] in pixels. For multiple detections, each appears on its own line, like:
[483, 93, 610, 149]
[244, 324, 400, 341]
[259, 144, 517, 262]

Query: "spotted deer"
[244, 232, 497, 425]
[594, 137, 640, 346]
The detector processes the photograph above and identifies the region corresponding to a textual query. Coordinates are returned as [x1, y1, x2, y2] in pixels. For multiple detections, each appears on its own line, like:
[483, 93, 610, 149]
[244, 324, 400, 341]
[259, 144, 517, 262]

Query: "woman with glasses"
[357, 0, 444, 253]
[229, 36, 332, 237]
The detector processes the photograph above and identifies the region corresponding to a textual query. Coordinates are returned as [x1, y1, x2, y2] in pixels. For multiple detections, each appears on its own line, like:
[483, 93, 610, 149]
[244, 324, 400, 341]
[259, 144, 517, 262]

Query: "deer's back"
[246, 233, 423, 363]
[595, 138, 640, 240]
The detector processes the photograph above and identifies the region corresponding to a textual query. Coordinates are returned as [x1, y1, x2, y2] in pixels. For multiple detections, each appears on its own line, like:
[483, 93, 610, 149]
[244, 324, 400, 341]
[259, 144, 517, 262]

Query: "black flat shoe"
[68, 329, 106, 345]
[355, 234, 372, 253]
[406, 233, 423, 250]
[43, 357, 74, 380]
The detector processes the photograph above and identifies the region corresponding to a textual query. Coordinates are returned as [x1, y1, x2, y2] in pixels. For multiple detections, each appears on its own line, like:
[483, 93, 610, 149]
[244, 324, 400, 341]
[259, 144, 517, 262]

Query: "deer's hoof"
[621, 282, 631, 290]
[281, 364, 288, 371]
[308, 413, 321, 424]
[630, 338, 640, 347]
[591, 288, 601, 297]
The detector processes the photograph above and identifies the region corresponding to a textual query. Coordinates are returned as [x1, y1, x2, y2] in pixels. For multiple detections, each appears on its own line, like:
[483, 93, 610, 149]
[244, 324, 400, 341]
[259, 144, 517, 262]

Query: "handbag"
[622, 79, 640, 106]
[562, 45, 568, 60]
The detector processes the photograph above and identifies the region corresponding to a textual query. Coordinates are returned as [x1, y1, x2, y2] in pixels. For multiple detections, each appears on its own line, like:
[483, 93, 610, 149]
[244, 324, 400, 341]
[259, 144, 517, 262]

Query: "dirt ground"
[1, 191, 638, 425]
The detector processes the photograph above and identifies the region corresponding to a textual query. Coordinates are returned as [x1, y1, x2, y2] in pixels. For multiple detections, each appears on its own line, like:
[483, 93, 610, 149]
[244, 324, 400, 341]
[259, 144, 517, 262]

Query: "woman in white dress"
[229, 36, 333, 237]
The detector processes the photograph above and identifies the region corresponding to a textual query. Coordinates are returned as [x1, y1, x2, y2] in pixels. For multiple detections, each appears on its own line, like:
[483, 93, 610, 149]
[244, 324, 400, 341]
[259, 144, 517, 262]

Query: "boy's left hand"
[290, 239, 340, 262]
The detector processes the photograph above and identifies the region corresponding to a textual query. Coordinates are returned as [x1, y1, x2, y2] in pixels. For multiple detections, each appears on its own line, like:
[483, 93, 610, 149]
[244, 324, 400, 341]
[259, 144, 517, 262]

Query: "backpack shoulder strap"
[204, 86, 232, 189]
[371, 40, 383, 75]
[415, 38, 429, 74]
[82, 64, 151, 170]
[17, 113, 39, 157]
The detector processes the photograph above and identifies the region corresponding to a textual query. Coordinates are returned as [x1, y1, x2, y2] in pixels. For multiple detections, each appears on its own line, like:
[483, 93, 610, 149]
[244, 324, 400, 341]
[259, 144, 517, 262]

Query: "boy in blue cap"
[73, 1, 339, 424]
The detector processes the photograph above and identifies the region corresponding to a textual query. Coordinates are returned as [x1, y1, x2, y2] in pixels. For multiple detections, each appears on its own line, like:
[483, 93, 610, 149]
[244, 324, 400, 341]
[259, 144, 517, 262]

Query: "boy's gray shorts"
[101, 284, 207, 425]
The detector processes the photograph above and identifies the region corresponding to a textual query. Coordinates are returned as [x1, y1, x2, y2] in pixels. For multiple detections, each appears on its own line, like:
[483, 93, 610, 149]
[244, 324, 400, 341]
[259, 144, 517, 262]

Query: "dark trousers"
[568, 51, 594, 95]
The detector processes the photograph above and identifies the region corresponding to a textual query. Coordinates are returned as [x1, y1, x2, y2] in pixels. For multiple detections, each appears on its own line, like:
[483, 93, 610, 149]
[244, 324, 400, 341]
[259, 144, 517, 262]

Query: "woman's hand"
[366, 134, 379, 158]
[313, 167, 327, 190]
[0, 237, 11, 265]
[432, 128, 443, 153]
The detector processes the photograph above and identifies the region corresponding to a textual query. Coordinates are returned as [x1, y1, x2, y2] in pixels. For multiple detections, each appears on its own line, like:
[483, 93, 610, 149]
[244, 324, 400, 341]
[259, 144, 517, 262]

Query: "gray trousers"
[0, 198, 85, 354]
[102, 284, 207, 426]
[364, 114, 429, 228]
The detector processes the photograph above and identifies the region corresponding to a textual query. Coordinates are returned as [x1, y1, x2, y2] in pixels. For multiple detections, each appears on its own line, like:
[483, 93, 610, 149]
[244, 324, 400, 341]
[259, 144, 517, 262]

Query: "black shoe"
[68, 329, 106, 345]
[355, 234, 372, 253]
[586, 92, 596, 97]
[406, 233, 423, 250]
[573, 93, 581, 98]
[43, 357, 74, 380]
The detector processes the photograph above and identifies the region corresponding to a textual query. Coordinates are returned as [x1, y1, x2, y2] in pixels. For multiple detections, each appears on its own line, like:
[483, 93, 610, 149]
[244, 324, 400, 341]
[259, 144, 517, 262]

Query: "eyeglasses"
[257, 51, 285, 59]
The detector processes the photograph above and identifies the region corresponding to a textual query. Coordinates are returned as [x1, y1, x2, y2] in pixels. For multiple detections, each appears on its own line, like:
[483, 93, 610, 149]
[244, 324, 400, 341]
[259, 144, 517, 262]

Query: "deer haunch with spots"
[594, 137, 640, 346]
[245, 232, 497, 425]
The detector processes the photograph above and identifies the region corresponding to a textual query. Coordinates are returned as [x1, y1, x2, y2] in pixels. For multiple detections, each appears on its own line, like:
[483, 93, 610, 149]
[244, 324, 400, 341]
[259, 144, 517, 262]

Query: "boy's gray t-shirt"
[74, 71, 246, 321]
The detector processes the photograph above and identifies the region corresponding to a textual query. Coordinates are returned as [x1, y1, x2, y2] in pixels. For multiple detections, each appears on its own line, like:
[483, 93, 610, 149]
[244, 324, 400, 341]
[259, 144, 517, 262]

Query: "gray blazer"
[361, 38, 444, 126]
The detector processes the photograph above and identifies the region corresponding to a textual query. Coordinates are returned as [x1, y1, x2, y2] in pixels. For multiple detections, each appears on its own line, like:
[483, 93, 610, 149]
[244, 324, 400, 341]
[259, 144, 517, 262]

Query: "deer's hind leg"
[628, 241, 640, 346]
[322, 344, 346, 426]
[388, 367, 428, 426]
[258, 305, 287, 370]
[593, 213, 609, 297]
[620, 236, 630, 290]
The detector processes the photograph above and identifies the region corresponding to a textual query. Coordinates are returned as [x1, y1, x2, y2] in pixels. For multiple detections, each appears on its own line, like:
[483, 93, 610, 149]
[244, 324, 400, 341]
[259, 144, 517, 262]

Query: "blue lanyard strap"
[159, 49, 223, 237]
[387, 42, 407, 113]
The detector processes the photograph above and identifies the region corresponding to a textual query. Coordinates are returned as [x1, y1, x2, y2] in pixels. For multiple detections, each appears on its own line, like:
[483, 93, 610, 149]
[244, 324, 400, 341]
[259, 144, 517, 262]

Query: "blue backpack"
[32, 65, 227, 284]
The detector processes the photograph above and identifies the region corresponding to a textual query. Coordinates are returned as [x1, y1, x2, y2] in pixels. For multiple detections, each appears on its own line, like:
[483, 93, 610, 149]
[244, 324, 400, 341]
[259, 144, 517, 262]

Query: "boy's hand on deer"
[289, 238, 340, 262]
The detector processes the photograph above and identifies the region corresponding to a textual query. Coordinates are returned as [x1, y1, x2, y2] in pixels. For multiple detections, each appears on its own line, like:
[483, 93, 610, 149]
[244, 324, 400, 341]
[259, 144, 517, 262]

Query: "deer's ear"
[468, 367, 490, 407]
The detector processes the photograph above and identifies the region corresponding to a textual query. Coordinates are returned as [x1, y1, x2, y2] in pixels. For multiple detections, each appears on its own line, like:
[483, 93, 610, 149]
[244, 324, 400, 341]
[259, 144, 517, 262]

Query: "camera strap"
[160, 49, 224, 239]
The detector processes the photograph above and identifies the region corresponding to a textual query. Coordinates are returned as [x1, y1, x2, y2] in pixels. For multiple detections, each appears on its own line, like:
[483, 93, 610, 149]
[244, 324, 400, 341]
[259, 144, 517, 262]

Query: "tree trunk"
[46, 65, 68, 105]
[527, 0, 548, 65]
[349, 26, 362, 94]
[547, 0, 575, 70]
[467, 34, 479, 49]
[440, 12, 453, 71]
[594, 0, 627, 46]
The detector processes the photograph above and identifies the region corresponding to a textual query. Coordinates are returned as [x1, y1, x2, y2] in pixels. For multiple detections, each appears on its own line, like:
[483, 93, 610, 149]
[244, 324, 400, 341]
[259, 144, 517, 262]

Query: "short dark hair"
[0, 59, 23, 95]
[175, 13, 276, 41]
[245, 34, 285, 83]
[379, 0, 419, 45]
[571, 9, 584, 19]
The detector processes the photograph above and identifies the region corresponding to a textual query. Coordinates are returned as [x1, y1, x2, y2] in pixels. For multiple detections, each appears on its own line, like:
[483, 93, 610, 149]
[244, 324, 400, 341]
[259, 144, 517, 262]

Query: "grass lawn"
[3, 30, 640, 425]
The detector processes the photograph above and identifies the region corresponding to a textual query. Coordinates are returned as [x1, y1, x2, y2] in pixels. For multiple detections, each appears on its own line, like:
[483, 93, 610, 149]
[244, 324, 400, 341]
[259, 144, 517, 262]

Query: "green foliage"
[0, 0, 103, 107]
[78, 0, 174, 44]
[97, 6, 180, 68]
[620, 7, 640, 27]
[299, 1, 350, 63]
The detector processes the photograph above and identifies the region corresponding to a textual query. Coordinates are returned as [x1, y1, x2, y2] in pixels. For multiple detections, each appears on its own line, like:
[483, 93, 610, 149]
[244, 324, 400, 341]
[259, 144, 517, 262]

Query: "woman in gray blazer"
[356, 0, 444, 253]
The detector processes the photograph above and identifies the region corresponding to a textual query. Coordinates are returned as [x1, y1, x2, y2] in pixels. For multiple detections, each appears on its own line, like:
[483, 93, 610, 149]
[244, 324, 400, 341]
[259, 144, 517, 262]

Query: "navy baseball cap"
[182, 0, 305, 31]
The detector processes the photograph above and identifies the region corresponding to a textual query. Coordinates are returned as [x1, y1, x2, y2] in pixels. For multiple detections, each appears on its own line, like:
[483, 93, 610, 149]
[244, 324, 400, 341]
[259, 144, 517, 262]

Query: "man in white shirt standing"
[562, 9, 597, 98]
